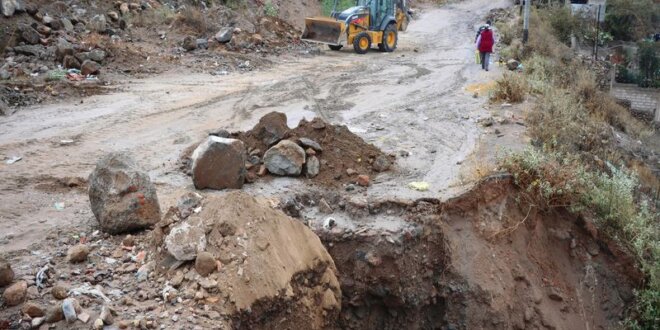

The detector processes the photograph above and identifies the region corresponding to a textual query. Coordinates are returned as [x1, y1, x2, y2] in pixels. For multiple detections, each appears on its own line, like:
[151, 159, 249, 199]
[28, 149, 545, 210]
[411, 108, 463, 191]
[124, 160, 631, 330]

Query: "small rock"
[67, 244, 90, 263]
[215, 27, 233, 43]
[170, 271, 184, 287]
[318, 199, 333, 214]
[182, 36, 197, 51]
[305, 148, 316, 156]
[93, 318, 104, 330]
[51, 283, 68, 299]
[506, 59, 520, 71]
[195, 252, 216, 277]
[81, 60, 101, 76]
[45, 304, 64, 323]
[119, 3, 129, 16]
[209, 128, 230, 138]
[264, 140, 306, 176]
[587, 242, 600, 256]
[1, 0, 19, 17]
[107, 11, 119, 21]
[298, 137, 322, 152]
[61, 18, 74, 32]
[321, 289, 338, 310]
[346, 168, 357, 176]
[88, 49, 107, 62]
[547, 287, 563, 302]
[357, 175, 370, 187]
[258, 165, 267, 176]
[196, 38, 209, 50]
[78, 312, 91, 323]
[100, 305, 114, 325]
[18, 24, 41, 45]
[62, 298, 78, 323]
[22, 301, 45, 317]
[88, 14, 107, 32]
[0, 257, 14, 287]
[372, 155, 391, 172]
[306, 156, 320, 178]
[31, 317, 45, 328]
[55, 38, 74, 61]
[2, 280, 27, 306]
[198, 278, 217, 290]
[122, 235, 135, 247]
[311, 120, 326, 130]
[63, 55, 81, 69]
[480, 117, 494, 127]
[165, 221, 207, 261]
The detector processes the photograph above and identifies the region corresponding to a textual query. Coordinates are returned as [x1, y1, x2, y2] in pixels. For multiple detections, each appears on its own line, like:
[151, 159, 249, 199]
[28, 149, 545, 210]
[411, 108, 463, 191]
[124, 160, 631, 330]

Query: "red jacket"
[478, 29, 495, 53]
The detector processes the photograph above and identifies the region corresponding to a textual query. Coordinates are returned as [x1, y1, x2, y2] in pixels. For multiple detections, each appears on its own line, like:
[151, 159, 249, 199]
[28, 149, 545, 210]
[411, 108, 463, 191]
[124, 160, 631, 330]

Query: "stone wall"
[610, 83, 659, 123]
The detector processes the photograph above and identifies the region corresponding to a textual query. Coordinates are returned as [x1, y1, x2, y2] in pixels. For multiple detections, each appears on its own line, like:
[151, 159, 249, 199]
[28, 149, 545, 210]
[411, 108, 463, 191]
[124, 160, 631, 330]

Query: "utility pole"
[523, 0, 531, 44]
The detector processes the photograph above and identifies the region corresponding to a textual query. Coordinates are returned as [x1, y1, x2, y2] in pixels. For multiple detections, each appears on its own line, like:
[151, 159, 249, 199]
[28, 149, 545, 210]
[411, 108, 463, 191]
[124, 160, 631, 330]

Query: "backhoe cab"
[301, 0, 411, 54]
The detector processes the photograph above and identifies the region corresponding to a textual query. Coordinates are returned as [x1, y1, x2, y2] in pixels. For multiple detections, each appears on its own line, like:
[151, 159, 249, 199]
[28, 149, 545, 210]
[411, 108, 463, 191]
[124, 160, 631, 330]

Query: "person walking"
[476, 23, 495, 71]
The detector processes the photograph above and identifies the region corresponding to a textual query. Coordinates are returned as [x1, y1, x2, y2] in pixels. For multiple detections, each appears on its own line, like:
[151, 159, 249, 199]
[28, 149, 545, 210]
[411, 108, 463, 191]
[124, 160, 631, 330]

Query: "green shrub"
[544, 4, 578, 45]
[637, 41, 660, 88]
[322, 0, 356, 16]
[263, 0, 278, 17]
[605, 0, 659, 41]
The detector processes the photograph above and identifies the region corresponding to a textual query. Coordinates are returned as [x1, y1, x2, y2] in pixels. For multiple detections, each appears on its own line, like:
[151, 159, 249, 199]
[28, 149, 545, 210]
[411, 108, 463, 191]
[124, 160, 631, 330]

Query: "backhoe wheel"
[379, 24, 398, 52]
[328, 44, 343, 51]
[353, 32, 371, 54]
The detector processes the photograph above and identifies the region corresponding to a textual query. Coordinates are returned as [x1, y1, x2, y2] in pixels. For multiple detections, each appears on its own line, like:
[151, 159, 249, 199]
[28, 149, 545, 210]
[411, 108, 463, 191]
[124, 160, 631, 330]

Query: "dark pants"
[480, 52, 491, 71]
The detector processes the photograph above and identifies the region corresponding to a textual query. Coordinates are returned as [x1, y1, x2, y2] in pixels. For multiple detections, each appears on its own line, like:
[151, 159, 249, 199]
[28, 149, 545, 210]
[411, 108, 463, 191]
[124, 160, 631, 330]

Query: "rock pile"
[180, 112, 395, 188]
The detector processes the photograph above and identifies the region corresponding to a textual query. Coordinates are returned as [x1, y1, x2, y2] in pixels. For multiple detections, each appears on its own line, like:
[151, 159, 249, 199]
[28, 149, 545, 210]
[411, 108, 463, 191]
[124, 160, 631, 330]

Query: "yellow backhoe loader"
[302, 0, 411, 54]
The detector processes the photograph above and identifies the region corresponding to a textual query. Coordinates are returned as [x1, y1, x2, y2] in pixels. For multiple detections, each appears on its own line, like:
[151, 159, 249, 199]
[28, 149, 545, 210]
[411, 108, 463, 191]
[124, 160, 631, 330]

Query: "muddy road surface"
[0, 0, 509, 252]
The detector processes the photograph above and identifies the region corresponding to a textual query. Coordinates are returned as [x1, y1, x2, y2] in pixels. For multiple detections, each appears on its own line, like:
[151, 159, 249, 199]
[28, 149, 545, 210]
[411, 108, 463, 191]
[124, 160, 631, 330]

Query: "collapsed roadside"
[489, 4, 659, 328]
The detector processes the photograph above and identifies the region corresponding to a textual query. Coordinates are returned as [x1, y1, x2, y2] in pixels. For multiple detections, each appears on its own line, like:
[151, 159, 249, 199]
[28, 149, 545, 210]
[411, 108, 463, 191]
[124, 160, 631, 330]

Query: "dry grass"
[131, 5, 175, 28]
[174, 7, 209, 35]
[491, 73, 527, 103]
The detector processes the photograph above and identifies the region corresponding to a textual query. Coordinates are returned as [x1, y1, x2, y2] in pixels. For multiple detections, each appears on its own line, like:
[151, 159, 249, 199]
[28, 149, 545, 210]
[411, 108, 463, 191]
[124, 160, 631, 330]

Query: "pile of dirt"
[151, 192, 342, 329]
[236, 115, 392, 186]
[179, 112, 393, 187]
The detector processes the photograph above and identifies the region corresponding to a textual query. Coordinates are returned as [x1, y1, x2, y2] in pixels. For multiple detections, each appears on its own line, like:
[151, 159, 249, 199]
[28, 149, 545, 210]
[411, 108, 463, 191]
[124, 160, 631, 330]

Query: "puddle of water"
[465, 81, 496, 94]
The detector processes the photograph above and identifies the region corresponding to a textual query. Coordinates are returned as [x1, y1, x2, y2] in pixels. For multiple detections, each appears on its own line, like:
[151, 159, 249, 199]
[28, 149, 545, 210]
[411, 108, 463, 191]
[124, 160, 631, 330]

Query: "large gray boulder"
[191, 136, 246, 190]
[88, 152, 161, 234]
[264, 140, 306, 176]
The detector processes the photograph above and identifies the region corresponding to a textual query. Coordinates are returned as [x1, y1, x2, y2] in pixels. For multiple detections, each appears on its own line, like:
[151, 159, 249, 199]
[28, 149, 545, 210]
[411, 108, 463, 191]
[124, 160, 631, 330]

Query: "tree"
[604, 0, 659, 41]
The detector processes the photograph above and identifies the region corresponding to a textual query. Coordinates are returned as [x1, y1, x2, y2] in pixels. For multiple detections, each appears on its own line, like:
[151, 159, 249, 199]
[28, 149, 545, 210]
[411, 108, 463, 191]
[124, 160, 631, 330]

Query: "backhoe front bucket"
[301, 17, 344, 45]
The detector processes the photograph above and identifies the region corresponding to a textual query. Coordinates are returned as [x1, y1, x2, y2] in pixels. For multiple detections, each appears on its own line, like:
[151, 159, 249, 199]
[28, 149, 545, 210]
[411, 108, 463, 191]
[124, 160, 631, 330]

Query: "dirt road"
[0, 0, 510, 252]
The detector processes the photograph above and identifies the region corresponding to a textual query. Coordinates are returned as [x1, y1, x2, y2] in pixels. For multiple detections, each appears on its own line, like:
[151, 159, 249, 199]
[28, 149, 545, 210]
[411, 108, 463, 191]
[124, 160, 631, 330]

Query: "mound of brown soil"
[152, 192, 341, 329]
[237, 115, 391, 186]
[179, 112, 393, 187]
